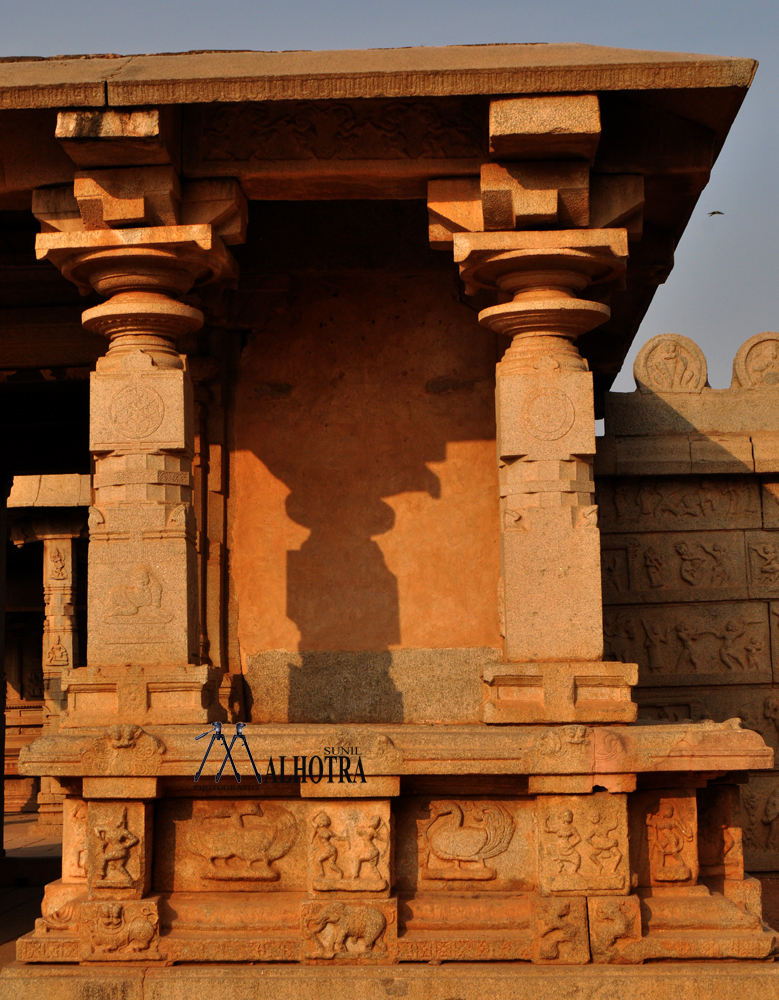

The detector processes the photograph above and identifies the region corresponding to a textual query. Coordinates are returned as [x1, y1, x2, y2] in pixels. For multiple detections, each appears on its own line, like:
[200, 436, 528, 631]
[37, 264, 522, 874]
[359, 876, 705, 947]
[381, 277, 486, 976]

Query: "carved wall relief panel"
[746, 532, 779, 597]
[697, 785, 744, 881]
[629, 790, 698, 887]
[602, 530, 748, 604]
[633, 334, 707, 393]
[154, 798, 307, 891]
[86, 800, 152, 899]
[393, 797, 533, 892]
[537, 793, 629, 895]
[186, 98, 486, 167]
[530, 896, 590, 964]
[587, 895, 643, 964]
[300, 898, 398, 965]
[604, 602, 772, 686]
[80, 726, 166, 776]
[740, 774, 779, 871]
[596, 477, 761, 534]
[62, 798, 88, 884]
[308, 801, 390, 894]
[79, 898, 163, 962]
[732, 333, 779, 389]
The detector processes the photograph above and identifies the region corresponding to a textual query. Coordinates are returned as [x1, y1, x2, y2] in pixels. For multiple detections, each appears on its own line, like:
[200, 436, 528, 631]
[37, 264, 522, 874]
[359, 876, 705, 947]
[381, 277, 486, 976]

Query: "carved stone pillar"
[42, 536, 78, 712]
[34, 167, 246, 726]
[455, 230, 637, 723]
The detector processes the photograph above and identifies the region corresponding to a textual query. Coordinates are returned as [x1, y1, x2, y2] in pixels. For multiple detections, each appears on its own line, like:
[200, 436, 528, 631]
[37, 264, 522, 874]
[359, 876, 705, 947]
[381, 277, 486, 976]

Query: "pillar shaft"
[455, 231, 637, 723]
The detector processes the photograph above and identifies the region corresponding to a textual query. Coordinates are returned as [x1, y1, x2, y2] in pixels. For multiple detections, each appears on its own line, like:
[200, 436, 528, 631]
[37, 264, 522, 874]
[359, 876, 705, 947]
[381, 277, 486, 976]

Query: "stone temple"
[1, 41, 779, 998]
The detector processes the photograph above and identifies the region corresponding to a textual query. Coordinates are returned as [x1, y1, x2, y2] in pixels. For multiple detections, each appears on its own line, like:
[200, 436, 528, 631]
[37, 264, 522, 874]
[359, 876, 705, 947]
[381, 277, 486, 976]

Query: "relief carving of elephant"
[306, 901, 386, 958]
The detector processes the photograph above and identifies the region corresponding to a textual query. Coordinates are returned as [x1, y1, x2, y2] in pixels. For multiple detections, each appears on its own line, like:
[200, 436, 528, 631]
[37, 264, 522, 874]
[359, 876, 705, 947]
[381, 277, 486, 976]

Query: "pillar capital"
[455, 229, 627, 374]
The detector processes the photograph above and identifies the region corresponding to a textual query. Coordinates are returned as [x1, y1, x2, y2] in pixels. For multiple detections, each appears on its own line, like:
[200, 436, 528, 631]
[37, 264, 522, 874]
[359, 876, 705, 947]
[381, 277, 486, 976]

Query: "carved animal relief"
[300, 899, 397, 965]
[79, 900, 162, 961]
[418, 799, 515, 881]
[187, 801, 298, 882]
[530, 896, 590, 964]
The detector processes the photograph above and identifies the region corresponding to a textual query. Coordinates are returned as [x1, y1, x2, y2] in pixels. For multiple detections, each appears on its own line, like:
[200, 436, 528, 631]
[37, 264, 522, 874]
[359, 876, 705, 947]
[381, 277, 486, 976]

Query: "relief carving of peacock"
[419, 799, 515, 880]
[187, 803, 298, 881]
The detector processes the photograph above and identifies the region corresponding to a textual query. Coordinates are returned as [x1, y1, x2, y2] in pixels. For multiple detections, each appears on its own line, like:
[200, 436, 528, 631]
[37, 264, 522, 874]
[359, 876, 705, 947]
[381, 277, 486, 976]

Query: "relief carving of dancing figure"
[93, 807, 138, 886]
[352, 816, 386, 881]
[586, 812, 622, 874]
[701, 619, 761, 671]
[646, 805, 694, 881]
[675, 623, 703, 672]
[752, 543, 779, 585]
[311, 812, 346, 881]
[674, 541, 705, 585]
[545, 810, 582, 874]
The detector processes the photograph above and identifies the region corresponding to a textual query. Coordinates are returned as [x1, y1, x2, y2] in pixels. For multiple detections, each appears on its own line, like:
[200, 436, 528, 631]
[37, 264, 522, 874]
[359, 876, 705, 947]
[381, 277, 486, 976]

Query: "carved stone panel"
[79, 897, 163, 962]
[88, 537, 197, 666]
[395, 797, 534, 892]
[629, 790, 698, 887]
[633, 334, 707, 393]
[154, 798, 306, 891]
[87, 800, 152, 899]
[746, 531, 779, 597]
[307, 800, 391, 895]
[697, 785, 744, 881]
[62, 798, 89, 884]
[90, 364, 190, 454]
[732, 333, 779, 389]
[597, 477, 761, 534]
[740, 774, 779, 871]
[602, 531, 747, 604]
[537, 792, 629, 896]
[80, 726, 166, 776]
[300, 898, 398, 965]
[530, 895, 589, 964]
[587, 895, 643, 964]
[604, 602, 772, 686]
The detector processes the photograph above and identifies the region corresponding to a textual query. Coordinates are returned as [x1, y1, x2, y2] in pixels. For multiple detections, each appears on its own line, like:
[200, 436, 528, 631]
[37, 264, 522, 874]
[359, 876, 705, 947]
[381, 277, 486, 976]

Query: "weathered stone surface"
[8, 962, 779, 1000]
[488, 95, 601, 160]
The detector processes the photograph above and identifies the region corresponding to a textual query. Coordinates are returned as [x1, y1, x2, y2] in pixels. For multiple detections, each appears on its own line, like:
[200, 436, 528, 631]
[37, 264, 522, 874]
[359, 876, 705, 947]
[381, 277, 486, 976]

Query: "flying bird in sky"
[708, 211, 724, 216]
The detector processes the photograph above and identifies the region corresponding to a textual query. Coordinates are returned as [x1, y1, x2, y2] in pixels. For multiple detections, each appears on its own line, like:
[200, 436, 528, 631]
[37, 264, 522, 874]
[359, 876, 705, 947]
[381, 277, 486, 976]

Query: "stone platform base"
[3, 962, 779, 1000]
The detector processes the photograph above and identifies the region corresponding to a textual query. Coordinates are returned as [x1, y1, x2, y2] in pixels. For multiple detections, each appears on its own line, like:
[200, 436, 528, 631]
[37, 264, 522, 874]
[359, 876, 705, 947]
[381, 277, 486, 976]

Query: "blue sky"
[1, 0, 776, 390]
